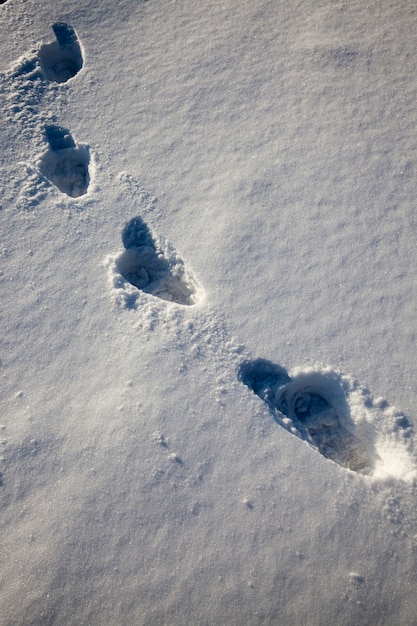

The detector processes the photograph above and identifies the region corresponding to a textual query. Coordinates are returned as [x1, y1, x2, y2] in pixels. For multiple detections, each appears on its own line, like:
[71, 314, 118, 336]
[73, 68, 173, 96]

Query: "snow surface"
[1, 0, 417, 624]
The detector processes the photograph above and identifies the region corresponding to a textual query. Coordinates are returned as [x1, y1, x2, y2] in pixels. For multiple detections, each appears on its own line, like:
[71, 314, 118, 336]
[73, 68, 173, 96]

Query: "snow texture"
[1, 0, 417, 624]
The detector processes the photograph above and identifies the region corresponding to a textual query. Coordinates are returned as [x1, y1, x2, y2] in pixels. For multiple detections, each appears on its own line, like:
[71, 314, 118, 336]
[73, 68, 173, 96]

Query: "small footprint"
[114, 216, 201, 306]
[39, 23, 83, 83]
[239, 359, 415, 480]
[38, 125, 90, 197]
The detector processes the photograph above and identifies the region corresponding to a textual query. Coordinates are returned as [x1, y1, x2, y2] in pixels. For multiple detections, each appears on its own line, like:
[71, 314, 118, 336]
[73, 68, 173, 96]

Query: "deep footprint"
[38, 125, 90, 197]
[275, 371, 372, 473]
[115, 216, 200, 306]
[239, 359, 381, 475]
[39, 23, 83, 83]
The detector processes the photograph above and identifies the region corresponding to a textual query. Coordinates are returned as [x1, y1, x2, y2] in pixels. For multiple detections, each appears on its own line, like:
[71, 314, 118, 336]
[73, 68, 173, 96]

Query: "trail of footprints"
[7, 22, 89, 198]
[7, 19, 416, 482]
[37, 24, 90, 198]
[12, 21, 199, 304]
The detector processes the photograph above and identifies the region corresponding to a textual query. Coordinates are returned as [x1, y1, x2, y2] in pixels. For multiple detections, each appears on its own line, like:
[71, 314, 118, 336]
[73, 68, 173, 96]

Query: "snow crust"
[1, 0, 417, 624]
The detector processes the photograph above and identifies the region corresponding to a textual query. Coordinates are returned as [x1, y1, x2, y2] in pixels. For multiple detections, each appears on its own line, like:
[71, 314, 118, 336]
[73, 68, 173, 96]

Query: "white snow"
[1, 0, 417, 624]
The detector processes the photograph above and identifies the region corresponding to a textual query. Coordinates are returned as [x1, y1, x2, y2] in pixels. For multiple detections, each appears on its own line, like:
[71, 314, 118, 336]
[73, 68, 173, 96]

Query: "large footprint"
[109, 216, 203, 307]
[38, 125, 90, 197]
[239, 358, 416, 480]
[38, 23, 83, 83]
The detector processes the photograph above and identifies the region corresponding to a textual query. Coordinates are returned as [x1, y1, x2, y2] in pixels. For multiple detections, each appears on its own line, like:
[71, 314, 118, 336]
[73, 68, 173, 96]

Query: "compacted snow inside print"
[1, 0, 417, 624]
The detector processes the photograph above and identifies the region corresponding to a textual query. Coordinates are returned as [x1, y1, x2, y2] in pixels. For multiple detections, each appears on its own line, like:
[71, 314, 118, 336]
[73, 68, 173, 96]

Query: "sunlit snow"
[1, 0, 417, 624]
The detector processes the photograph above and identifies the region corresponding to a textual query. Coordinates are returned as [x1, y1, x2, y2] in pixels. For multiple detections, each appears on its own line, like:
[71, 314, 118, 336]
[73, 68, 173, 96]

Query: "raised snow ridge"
[38, 125, 90, 197]
[114, 216, 201, 306]
[39, 23, 83, 83]
[239, 359, 416, 481]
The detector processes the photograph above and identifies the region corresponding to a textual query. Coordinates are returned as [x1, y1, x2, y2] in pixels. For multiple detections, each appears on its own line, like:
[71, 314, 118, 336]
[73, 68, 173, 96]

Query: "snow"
[1, 0, 417, 624]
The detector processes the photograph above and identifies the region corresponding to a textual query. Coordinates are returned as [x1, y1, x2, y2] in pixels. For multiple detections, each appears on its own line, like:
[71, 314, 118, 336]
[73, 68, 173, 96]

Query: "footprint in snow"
[38, 125, 90, 198]
[239, 358, 416, 481]
[112, 216, 202, 306]
[38, 23, 83, 83]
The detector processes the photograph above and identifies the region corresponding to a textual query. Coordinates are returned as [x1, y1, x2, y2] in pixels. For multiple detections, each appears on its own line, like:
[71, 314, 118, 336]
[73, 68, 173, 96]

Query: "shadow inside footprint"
[239, 358, 291, 403]
[39, 125, 90, 198]
[39, 23, 83, 83]
[239, 359, 376, 474]
[116, 216, 198, 306]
